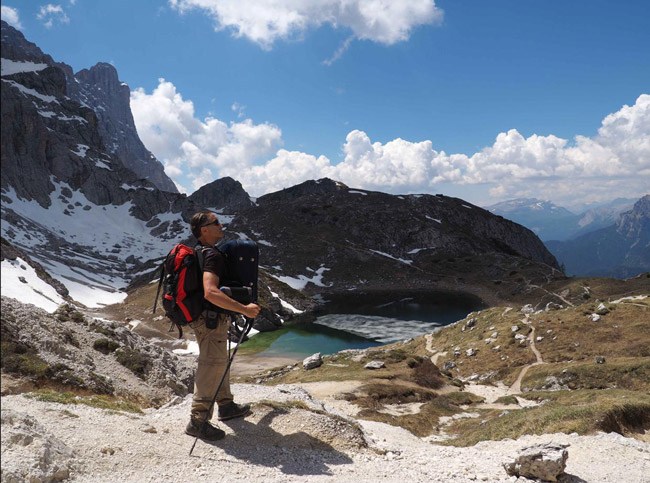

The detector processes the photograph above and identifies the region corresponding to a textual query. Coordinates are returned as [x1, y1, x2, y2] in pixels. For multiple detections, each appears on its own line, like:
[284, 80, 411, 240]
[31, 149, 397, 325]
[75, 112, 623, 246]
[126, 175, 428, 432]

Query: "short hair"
[190, 211, 214, 239]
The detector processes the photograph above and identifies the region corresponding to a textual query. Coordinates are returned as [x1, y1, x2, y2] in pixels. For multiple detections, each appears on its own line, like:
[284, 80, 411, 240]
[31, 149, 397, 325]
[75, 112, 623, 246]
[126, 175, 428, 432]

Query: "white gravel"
[2, 384, 649, 483]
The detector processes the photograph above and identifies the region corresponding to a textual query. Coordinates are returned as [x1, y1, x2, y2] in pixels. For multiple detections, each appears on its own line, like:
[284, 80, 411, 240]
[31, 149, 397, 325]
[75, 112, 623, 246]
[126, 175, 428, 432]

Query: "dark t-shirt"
[201, 247, 226, 284]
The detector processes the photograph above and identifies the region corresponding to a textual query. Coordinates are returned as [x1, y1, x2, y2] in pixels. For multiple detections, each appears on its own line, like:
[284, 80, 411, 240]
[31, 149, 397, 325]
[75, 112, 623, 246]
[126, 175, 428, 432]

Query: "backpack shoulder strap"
[195, 243, 208, 273]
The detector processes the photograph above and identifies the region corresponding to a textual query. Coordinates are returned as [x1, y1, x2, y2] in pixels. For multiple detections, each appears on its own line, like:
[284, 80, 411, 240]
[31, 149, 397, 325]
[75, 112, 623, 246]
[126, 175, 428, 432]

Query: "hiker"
[185, 210, 261, 441]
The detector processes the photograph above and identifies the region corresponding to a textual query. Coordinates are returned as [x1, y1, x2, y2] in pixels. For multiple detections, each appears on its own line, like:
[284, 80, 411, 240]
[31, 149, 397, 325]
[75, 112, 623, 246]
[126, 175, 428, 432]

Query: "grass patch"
[522, 359, 650, 392]
[445, 389, 650, 446]
[93, 338, 120, 354]
[494, 395, 519, 405]
[25, 390, 143, 414]
[1, 340, 49, 379]
[411, 358, 445, 389]
[355, 392, 464, 437]
[444, 391, 485, 405]
[91, 325, 116, 338]
[115, 348, 151, 379]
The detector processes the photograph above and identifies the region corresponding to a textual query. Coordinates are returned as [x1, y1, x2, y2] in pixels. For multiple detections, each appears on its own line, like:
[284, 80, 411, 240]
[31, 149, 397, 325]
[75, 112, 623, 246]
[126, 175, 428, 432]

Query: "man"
[185, 210, 261, 441]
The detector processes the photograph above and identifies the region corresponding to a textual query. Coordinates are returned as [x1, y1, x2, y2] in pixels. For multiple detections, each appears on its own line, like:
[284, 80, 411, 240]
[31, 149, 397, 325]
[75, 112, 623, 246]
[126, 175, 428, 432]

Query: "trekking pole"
[189, 315, 255, 456]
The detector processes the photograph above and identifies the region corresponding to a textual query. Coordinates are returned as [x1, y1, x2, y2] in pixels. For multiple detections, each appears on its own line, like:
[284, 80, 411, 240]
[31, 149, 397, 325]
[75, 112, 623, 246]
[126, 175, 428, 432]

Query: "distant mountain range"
[545, 195, 650, 278]
[1, 20, 564, 321]
[485, 198, 636, 242]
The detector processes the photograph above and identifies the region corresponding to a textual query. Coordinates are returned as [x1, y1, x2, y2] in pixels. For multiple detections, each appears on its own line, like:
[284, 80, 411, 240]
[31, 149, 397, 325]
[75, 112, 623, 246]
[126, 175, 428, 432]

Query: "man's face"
[200, 214, 224, 245]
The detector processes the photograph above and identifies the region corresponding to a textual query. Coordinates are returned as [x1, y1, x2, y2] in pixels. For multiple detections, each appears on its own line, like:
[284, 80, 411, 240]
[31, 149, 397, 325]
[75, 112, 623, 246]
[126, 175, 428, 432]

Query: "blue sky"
[2, 0, 649, 210]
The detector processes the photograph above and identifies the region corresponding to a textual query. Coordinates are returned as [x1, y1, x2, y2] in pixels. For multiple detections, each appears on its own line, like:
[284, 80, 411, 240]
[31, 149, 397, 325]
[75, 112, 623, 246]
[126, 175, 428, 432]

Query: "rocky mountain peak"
[259, 178, 348, 204]
[617, 194, 650, 239]
[1, 20, 52, 64]
[187, 176, 253, 212]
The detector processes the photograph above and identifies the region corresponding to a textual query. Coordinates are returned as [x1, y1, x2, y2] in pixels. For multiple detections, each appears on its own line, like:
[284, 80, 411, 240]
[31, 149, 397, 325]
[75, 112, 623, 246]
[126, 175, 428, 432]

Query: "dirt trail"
[507, 317, 545, 395]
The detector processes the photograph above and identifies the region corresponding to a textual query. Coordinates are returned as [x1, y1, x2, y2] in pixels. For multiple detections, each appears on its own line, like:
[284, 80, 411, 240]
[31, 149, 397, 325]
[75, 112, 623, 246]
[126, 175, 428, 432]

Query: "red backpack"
[153, 244, 207, 337]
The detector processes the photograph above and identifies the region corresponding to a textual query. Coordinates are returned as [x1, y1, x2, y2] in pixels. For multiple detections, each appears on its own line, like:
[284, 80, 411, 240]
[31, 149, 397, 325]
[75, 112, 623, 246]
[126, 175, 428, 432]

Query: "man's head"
[190, 211, 223, 246]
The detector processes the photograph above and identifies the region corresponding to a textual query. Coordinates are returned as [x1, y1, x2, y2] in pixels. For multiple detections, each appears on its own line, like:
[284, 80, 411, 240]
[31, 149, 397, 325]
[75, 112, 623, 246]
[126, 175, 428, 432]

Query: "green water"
[241, 323, 381, 359]
[243, 291, 484, 359]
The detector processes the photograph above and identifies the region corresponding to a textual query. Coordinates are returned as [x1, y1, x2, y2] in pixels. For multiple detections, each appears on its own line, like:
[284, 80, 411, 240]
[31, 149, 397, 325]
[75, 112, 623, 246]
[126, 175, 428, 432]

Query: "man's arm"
[203, 271, 260, 319]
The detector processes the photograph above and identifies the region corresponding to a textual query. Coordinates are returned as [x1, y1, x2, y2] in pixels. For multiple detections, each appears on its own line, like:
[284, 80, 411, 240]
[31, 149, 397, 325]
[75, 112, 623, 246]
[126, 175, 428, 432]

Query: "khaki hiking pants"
[189, 311, 233, 421]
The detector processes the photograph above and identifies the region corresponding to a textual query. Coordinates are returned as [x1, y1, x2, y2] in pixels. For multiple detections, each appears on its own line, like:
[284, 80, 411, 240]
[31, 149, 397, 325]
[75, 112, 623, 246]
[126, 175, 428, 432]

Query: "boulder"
[503, 443, 569, 482]
[595, 356, 606, 364]
[545, 302, 563, 311]
[596, 303, 609, 315]
[303, 352, 322, 370]
[364, 360, 386, 370]
[521, 304, 535, 314]
[590, 313, 601, 322]
[443, 361, 456, 370]
[466, 348, 477, 357]
[1, 409, 75, 483]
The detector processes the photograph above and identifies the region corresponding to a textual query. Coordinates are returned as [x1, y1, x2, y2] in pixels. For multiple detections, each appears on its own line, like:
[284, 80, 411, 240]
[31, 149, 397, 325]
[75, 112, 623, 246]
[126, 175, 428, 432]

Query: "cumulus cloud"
[169, 0, 443, 50]
[132, 78, 648, 206]
[36, 4, 70, 28]
[130, 78, 282, 192]
[1, 5, 23, 30]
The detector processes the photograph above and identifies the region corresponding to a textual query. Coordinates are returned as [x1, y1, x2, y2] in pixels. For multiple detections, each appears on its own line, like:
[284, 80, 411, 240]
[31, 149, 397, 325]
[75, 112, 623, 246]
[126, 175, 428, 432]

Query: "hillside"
[2, 274, 649, 482]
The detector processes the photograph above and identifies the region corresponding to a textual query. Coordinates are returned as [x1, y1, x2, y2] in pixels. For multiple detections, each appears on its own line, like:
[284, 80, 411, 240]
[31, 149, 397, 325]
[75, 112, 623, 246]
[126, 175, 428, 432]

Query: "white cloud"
[132, 78, 649, 207]
[130, 78, 282, 192]
[231, 101, 246, 119]
[1, 5, 23, 30]
[36, 4, 70, 28]
[169, 0, 443, 50]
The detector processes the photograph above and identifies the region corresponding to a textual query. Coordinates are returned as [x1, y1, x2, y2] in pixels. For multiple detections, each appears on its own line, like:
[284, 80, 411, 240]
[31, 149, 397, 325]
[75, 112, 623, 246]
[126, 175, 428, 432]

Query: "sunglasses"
[201, 219, 221, 227]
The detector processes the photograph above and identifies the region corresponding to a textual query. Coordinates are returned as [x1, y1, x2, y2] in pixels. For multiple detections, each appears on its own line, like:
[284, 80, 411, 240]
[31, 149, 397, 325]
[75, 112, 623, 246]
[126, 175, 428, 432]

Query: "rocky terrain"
[2, 275, 649, 482]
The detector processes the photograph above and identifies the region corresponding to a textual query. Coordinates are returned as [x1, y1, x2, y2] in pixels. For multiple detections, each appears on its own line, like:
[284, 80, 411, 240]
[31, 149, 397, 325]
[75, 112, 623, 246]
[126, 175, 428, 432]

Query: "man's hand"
[242, 303, 260, 319]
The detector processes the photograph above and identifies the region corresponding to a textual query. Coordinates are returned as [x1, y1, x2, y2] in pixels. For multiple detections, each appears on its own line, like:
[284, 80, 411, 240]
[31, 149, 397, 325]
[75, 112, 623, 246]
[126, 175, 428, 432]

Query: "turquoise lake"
[247, 291, 484, 359]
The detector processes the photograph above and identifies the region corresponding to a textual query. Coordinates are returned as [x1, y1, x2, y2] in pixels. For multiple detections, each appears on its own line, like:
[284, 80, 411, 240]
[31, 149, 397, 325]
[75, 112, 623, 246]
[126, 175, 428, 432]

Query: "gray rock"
[595, 356, 606, 364]
[466, 348, 477, 357]
[1, 409, 74, 483]
[503, 443, 569, 482]
[303, 352, 322, 370]
[443, 361, 456, 370]
[596, 303, 609, 315]
[521, 304, 535, 314]
[364, 360, 386, 370]
[545, 302, 563, 311]
[590, 313, 601, 322]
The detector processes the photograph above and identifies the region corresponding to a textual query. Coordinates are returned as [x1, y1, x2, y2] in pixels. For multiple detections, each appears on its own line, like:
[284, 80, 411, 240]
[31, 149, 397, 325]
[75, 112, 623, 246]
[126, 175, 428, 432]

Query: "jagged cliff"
[0, 20, 176, 193]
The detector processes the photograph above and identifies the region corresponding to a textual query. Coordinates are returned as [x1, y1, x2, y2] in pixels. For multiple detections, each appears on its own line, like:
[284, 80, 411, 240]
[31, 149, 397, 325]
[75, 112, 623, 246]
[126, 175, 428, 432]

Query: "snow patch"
[72, 144, 89, 158]
[1, 58, 48, 76]
[425, 216, 442, 224]
[271, 266, 331, 290]
[269, 290, 303, 314]
[315, 314, 441, 343]
[348, 190, 367, 196]
[2, 79, 58, 103]
[369, 249, 412, 265]
[1, 257, 65, 313]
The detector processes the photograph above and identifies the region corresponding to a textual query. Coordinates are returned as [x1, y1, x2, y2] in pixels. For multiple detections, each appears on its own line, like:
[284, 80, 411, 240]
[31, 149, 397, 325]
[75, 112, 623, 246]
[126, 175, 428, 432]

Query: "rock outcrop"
[503, 443, 569, 481]
[1, 297, 194, 404]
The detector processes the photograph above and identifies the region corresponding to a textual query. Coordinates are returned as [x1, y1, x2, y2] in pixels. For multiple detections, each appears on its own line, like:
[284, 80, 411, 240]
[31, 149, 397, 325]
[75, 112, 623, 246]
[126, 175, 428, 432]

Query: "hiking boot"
[185, 419, 225, 441]
[218, 402, 251, 421]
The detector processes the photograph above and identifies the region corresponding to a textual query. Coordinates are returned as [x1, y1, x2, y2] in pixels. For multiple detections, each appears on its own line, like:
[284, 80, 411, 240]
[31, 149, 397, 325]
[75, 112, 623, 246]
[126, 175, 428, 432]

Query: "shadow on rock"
[558, 475, 588, 483]
[191, 406, 355, 476]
